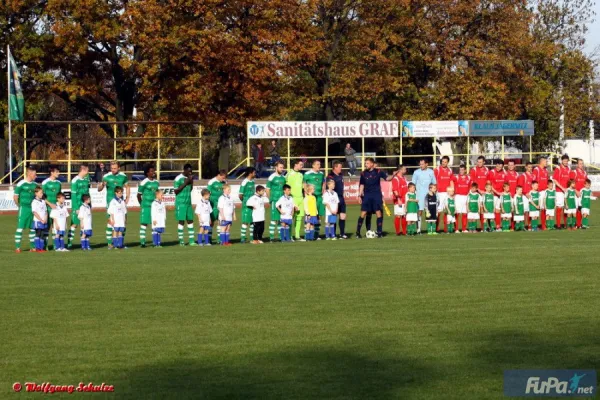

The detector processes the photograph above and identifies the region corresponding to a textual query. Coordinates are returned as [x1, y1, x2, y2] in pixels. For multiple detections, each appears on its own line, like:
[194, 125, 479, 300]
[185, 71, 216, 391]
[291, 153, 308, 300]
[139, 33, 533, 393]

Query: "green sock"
[269, 221, 277, 240]
[140, 225, 146, 245]
[314, 223, 321, 238]
[15, 228, 22, 249]
[241, 224, 247, 242]
[106, 224, 113, 244]
[188, 224, 195, 244]
[448, 223, 454, 233]
[531, 219, 538, 230]
[583, 217, 589, 227]
[178, 224, 184, 243]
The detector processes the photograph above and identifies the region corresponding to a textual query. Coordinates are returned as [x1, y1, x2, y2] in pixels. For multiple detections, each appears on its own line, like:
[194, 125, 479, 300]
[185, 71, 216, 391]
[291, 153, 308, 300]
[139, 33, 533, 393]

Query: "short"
[406, 212, 418, 222]
[306, 216, 319, 225]
[394, 204, 406, 216]
[293, 197, 305, 217]
[437, 192, 448, 212]
[153, 227, 165, 234]
[327, 215, 337, 224]
[467, 212, 480, 220]
[581, 207, 590, 215]
[197, 214, 211, 227]
[455, 195, 468, 214]
[514, 215, 525, 222]
[113, 227, 125, 233]
[446, 214, 456, 224]
[501, 213, 512, 219]
[483, 213, 495, 220]
[16, 207, 33, 230]
[361, 195, 383, 213]
[316, 195, 326, 216]
[220, 220, 232, 226]
[81, 229, 93, 237]
[523, 196, 530, 212]
[202, 225, 212, 231]
[32, 221, 48, 230]
[529, 211, 540, 218]
[555, 192, 565, 208]
[270, 201, 281, 221]
[140, 206, 152, 225]
[281, 219, 293, 225]
[175, 203, 194, 221]
[241, 206, 253, 225]
[565, 208, 576, 215]
[54, 230, 65, 236]
[546, 209, 555, 218]
[338, 200, 347, 214]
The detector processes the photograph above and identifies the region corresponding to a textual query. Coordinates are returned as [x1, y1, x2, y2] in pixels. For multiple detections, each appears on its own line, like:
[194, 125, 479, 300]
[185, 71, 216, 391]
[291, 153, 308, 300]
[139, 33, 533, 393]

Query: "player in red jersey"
[518, 162, 534, 228]
[469, 156, 489, 229]
[570, 158, 588, 228]
[505, 160, 520, 230]
[392, 164, 409, 235]
[434, 156, 454, 233]
[488, 159, 507, 230]
[453, 165, 471, 232]
[532, 156, 549, 229]
[552, 154, 571, 229]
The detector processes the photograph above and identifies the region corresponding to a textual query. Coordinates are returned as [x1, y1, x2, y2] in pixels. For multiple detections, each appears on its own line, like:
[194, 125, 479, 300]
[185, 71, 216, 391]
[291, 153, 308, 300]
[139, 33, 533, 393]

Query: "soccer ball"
[366, 230, 377, 239]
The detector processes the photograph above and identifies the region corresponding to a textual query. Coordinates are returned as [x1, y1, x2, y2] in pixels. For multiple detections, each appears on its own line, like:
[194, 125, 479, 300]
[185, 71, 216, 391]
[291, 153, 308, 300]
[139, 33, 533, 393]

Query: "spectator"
[94, 162, 108, 183]
[344, 143, 357, 176]
[253, 143, 265, 177]
[269, 140, 280, 166]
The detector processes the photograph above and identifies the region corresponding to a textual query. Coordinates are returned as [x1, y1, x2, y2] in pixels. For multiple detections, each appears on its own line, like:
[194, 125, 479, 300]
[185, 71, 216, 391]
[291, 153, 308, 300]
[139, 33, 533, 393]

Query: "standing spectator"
[344, 143, 358, 176]
[269, 140, 280, 166]
[252, 143, 265, 177]
[412, 159, 436, 233]
[94, 162, 108, 183]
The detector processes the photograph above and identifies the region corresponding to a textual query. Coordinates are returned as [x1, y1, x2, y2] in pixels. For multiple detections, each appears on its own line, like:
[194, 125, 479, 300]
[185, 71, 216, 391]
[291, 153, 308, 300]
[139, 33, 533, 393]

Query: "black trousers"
[253, 221, 265, 241]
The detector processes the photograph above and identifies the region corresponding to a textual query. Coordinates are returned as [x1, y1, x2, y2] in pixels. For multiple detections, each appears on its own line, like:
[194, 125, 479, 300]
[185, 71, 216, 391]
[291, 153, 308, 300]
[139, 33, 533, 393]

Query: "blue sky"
[584, 1, 600, 56]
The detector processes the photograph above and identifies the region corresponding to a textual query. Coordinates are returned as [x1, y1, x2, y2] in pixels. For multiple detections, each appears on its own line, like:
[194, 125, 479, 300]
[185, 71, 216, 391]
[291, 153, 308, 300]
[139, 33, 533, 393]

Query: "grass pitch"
[0, 205, 599, 399]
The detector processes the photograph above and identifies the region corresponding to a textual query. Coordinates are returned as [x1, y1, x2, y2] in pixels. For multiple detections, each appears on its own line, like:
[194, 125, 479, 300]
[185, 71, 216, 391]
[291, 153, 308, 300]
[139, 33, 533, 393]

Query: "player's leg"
[293, 197, 304, 240]
[240, 208, 249, 243]
[582, 209, 590, 228]
[365, 212, 372, 231]
[356, 201, 369, 237]
[375, 209, 383, 237]
[140, 206, 151, 246]
[186, 206, 196, 245]
[14, 209, 27, 251]
[315, 195, 325, 239]
[269, 202, 280, 241]
[338, 201, 347, 238]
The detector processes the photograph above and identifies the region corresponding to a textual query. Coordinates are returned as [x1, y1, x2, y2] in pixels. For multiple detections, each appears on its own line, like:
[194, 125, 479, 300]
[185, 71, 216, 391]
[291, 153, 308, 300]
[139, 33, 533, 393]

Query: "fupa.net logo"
[504, 369, 596, 397]
[526, 373, 594, 395]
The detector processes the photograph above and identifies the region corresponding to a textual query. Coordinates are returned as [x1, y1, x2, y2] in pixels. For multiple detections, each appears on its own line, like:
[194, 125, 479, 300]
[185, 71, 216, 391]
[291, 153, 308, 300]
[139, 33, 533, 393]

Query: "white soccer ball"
[366, 230, 377, 239]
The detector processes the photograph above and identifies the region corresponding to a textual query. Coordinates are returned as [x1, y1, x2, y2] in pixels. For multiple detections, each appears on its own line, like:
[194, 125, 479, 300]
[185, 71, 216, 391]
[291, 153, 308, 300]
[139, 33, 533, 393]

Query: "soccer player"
[565, 179, 578, 230]
[151, 189, 166, 247]
[14, 165, 38, 252]
[207, 170, 227, 243]
[405, 183, 419, 235]
[445, 187, 457, 233]
[42, 166, 61, 249]
[570, 158, 588, 228]
[545, 180, 557, 230]
[247, 185, 269, 244]
[513, 186, 526, 231]
[107, 186, 127, 249]
[580, 178, 596, 229]
[137, 164, 160, 247]
[50, 192, 70, 251]
[195, 189, 213, 246]
[505, 161, 519, 196]
[488, 159, 507, 231]
[533, 156, 549, 229]
[323, 179, 340, 240]
[453, 165, 471, 233]
[303, 160, 325, 238]
[481, 183, 495, 233]
[217, 184, 236, 246]
[413, 159, 436, 233]
[517, 162, 534, 229]
[326, 161, 347, 239]
[31, 187, 48, 252]
[68, 164, 90, 248]
[499, 183, 513, 232]
[174, 164, 196, 246]
[78, 194, 93, 250]
[356, 157, 390, 238]
[239, 167, 256, 243]
[425, 184, 438, 235]
[267, 160, 287, 242]
[392, 164, 409, 235]
[434, 156, 454, 233]
[286, 160, 305, 240]
[528, 181, 541, 231]
[552, 154, 571, 229]
[303, 184, 318, 241]
[467, 183, 481, 233]
[98, 161, 130, 246]
[469, 156, 489, 229]
[275, 184, 296, 242]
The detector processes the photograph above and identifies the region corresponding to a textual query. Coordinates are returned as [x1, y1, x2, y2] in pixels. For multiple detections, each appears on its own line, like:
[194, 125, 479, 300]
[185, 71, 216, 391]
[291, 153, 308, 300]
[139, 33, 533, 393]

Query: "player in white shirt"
[217, 185, 236, 246]
[49, 192, 70, 251]
[77, 194, 93, 250]
[195, 189, 213, 246]
[275, 184, 297, 242]
[107, 186, 127, 249]
[246, 185, 270, 244]
[322, 180, 340, 240]
[31, 187, 49, 252]
[151, 190, 167, 247]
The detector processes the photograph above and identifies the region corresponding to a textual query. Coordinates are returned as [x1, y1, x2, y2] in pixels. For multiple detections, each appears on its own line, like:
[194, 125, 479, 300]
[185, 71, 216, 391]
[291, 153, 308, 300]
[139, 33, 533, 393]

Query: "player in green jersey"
[481, 183, 495, 232]
[67, 164, 90, 248]
[174, 164, 196, 246]
[528, 181, 541, 231]
[467, 183, 481, 232]
[513, 186, 526, 231]
[42, 166, 61, 249]
[303, 160, 325, 238]
[580, 178, 596, 228]
[14, 165, 38, 252]
[499, 183, 513, 232]
[98, 161, 130, 246]
[207, 170, 227, 244]
[137, 165, 160, 247]
[405, 183, 419, 235]
[239, 167, 256, 243]
[545, 180, 557, 230]
[565, 179, 578, 230]
[267, 160, 287, 242]
[445, 187, 456, 233]
[286, 159, 305, 240]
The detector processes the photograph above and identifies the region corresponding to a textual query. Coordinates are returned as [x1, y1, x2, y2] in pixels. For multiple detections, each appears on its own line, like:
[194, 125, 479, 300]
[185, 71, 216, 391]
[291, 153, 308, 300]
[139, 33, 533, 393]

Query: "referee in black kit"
[356, 157, 393, 238]
[326, 161, 348, 239]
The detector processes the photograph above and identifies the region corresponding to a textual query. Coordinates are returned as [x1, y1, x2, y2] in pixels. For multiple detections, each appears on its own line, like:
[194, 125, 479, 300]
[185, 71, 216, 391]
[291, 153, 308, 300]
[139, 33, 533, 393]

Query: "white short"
[546, 209, 555, 218]
[538, 190, 546, 210]
[523, 196, 530, 212]
[582, 208, 590, 215]
[437, 192, 448, 212]
[555, 192, 565, 208]
[446, 215, 456, 223]
[467, 212, 480, 220]
[529, 211, 540, 218]
[394, 204, 406, 216]
[514, 215, 525, 222]
[501, 213, 512, 219]
[406, 212, 418, 222]
[565, 208, 576, 215]
[455, 195, 468, 214]
[198, 214, 211, 227]
[483, 213, 495, 220]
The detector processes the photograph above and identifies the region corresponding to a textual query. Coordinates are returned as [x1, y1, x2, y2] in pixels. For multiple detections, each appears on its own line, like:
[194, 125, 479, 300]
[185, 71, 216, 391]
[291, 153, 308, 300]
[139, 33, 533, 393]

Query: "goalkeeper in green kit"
[303, 160, 325, 239]
[286, 159, 305, 240]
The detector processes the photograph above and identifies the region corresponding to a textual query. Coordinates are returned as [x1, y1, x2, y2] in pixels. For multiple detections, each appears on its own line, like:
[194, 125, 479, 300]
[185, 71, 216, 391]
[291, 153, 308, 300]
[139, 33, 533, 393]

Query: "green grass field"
[1, 205, 599, 399]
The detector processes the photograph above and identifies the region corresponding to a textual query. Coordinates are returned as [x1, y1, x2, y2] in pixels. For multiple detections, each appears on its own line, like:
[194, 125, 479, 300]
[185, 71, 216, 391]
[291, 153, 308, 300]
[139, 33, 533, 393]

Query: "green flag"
[8, 51, 24, 122]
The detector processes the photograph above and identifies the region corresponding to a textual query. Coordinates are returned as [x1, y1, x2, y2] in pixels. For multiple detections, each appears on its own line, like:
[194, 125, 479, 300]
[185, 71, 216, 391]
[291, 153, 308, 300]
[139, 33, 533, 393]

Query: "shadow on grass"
[110, 348, 435, 399]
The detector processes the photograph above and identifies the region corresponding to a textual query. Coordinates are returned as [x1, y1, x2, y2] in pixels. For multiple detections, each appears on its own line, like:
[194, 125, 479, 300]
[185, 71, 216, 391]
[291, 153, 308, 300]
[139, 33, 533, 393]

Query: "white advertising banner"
[247, 121, 399, 139]
[401, 121, 463, 138]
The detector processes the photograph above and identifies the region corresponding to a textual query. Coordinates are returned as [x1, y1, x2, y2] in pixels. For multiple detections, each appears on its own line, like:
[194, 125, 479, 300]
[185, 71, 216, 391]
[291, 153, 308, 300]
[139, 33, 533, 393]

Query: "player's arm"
[174, 178, 188, 195]
[98, 175, 106, 191]
[552, 168, 565, 192]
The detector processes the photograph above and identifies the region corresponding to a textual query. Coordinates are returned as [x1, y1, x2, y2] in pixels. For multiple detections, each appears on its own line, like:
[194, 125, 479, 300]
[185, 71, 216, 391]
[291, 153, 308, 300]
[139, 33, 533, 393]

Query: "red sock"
[480, 214, 484, 230]
[576, 210, 582, 227]
[495, 212, 501, 229]
[541, 210, 546, 229]
[394, 216, 401, 234]
[462, 214, 468, 231]
[525, 213, 530, 228]
[442, 214, 448, 233]
[511, 219, 515, 230]
[402, 217, 407, 235]
[556, 208, 562, 227]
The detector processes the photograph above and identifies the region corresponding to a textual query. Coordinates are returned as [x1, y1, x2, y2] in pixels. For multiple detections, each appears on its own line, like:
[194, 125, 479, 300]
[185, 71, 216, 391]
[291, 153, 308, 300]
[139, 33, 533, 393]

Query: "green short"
[270, 201, 281, 221]
[17, 207, 33, 230]
[140, 206, 152, 225]
[315, 195, 325, 216]
[175, 203, 194, 221]
[241, 206, 253, 225]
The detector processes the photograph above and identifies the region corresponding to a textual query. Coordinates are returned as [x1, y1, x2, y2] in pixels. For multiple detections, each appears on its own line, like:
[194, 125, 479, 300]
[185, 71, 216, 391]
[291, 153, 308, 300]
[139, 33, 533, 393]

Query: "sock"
[15, 228, 23, 249]
[106, 225, 112, 244]
[44, 230, 49, 249]
[216, 225, 222, 243]
[339, 219, 346, 236]
[249, 224, 254, 240]
[280, 227, 285, 240]
[81, 238, 86, 249]
[366, 214, 372, 230]
[357, 217, 364, 233]
[187, 223, 194, 244]
[28, 230, 35, 247]
[120, 236, 124, 248]
[285, 227, 291, 241]
[583, 217, 589, 228]
[54, 238, 60, 250]
[314, 223, 321, 238]
[417, 218, 422, 233]
[462, 214, 468, 231]
[34, 237, 40, 250]
[495, 213, 501, 229]
[394, 217, 401, 234]
[219, 233, 225, 243]
[178, 224, 184, 243]
[532, 219, 539, 230]
[269, 221, 277, 240]
[402, 217, 407, 235]
[547, 219, 554, 229]
[241, 224, 247, 242]
[68, 226, 76, 245]
[305, 229, 310, 240]
[203, 233, 209, 244]
[442, 214, 447, 233]
[541, 210, 547, 229]
[468, 221, 474, 231]
[556, 207, 562, 227]
[376, 217, 383, 234]
[197, 233, 202, 244]
[576, 210, 582, 227]
[448, 223, 455, 233]
[139, 225, 146, 245]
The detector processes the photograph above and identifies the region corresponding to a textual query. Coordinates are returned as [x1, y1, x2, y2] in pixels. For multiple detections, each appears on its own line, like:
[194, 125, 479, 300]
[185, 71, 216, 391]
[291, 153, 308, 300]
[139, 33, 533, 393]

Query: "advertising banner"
[468, 120, 534, 137]
[247, 121, 399, 139]
[401, 121, 464, 138]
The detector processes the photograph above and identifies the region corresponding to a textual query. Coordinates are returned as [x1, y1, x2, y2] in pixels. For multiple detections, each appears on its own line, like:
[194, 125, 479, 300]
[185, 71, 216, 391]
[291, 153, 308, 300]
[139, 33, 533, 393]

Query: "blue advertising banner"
[468, 120, 534, 137]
